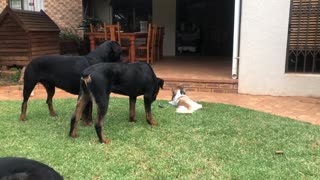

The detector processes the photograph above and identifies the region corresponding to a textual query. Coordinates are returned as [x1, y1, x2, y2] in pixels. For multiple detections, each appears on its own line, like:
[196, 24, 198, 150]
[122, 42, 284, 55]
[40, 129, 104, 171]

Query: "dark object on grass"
[20, 41, 123, 122]
[69, 62, 164, 143]
[158, 103, 164, 108]
[275, 150, 284, 154]
[0, 157, 63, 180]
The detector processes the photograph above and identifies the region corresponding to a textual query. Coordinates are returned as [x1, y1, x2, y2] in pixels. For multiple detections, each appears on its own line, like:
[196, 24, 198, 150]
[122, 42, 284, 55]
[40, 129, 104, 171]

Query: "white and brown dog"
[169, 86, 202, 113]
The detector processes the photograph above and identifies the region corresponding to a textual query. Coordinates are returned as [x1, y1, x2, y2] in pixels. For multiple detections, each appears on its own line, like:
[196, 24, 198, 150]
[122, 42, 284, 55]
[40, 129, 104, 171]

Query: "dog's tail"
[80, 74, 92, 94]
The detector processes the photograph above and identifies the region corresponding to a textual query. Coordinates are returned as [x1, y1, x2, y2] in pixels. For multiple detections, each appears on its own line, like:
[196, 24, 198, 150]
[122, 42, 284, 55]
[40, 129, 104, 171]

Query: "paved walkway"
[1, 85, 319, 125]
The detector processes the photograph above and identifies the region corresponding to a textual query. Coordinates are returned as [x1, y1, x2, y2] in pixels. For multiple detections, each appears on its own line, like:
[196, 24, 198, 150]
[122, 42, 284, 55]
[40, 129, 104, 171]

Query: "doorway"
[176, 0, 235, 56]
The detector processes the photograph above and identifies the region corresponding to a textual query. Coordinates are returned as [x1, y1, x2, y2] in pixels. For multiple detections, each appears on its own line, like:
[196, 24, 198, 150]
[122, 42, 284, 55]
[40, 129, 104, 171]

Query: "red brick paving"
[1, 84, 319, 125]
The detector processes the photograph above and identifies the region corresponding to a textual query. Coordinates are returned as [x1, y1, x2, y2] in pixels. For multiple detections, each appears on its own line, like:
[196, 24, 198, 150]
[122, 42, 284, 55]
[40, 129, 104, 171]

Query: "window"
[286, 0, 320, 73]
[9, 0, 22, 10]
[9, 0, 44, 11]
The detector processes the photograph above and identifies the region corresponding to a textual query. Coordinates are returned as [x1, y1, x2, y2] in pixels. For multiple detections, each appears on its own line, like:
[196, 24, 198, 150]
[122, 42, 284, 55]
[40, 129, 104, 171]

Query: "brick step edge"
[163, 78, 238, 94]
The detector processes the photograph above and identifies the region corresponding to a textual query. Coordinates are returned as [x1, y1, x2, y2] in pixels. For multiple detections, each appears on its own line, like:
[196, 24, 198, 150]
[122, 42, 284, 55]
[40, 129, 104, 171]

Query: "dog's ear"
[181, 87, 186, 95]
[177, 86, 186, 95]
[111, 41, 121, 51]
[157, 78, 164, 89]
[111, 41, 122, 60]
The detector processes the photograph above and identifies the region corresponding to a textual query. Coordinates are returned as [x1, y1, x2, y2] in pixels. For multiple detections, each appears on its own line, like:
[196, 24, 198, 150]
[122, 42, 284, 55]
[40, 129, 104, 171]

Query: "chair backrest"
[148, 24, 158, 63]
[103, 22, 121, 45]
[159, 26, 165, 59]
[135, 23, 157, 64]
[152, 24, 158, 50]
[90, 23, 105, 42]
[146, 23, 153, 50]
[90, 23, 102, 33]
[159, 26, 165, 45]
[155, 26, 164, 60]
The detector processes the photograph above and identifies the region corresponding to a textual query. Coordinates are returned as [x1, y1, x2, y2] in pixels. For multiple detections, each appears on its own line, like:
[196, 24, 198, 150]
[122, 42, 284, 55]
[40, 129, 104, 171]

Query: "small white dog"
[169, 86, 202, 113]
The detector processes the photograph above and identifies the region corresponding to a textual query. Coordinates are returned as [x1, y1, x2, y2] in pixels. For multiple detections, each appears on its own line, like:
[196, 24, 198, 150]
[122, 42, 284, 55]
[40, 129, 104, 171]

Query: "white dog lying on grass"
[169, 86, 202, 113]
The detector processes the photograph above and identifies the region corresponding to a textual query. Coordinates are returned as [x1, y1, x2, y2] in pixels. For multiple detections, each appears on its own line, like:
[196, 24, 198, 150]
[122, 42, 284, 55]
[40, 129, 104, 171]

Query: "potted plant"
[59, 28, 86, 55]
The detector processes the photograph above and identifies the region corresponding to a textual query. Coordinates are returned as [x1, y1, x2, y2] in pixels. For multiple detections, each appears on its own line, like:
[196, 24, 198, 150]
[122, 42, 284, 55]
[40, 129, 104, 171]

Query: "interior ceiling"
[111, 0, 151, 8]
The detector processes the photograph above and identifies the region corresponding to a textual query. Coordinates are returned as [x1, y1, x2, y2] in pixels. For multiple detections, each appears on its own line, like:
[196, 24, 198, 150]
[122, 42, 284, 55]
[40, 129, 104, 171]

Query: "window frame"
[285, 0, 320, 74]
[8, 0, 44, 11]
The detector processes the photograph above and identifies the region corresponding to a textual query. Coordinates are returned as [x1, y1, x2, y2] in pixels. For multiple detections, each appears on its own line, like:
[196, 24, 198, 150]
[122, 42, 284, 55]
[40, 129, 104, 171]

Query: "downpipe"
[232, 0, 241, 79]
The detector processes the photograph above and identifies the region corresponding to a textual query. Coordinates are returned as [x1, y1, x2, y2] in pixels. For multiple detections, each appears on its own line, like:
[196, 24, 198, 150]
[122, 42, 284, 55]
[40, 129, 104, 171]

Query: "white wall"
[238, 0, 320, 97]
[153, 0, 176, 56]
[92, 0, 112, 24]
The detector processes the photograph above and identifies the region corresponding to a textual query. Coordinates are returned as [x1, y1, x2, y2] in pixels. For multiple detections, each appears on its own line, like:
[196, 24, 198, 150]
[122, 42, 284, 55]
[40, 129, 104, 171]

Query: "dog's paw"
[50, 112, 58, 117]
[20, 115, 26, 121]
[168, 101, 176, 106]
[129, 117, 136, 123]
[147, 119, 157, 126]
[101, 138, 111, 144]
[82, 120, 93, 127]
[69, 133, 79, 138]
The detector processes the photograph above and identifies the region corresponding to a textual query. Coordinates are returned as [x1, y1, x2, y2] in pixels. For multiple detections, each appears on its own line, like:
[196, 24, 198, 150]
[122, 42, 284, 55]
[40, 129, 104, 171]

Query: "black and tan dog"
[69, 62, 164, 143]
[0, 157, 63, 180]
[20, 41, 123, 121]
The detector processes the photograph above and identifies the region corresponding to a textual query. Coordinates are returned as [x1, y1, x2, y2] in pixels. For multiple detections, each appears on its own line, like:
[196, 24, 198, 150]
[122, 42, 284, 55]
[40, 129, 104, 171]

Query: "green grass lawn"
[0, 98, 319, 179]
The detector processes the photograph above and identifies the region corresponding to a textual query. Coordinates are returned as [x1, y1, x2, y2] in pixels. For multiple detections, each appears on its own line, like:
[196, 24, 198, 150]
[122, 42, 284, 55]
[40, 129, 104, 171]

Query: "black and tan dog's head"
[153, 78, 164, 101]
[105, 41, 122, 62]
[171, 86, 186, 101]
[89, 40, 123, 63]
[109, 41, 122, 62]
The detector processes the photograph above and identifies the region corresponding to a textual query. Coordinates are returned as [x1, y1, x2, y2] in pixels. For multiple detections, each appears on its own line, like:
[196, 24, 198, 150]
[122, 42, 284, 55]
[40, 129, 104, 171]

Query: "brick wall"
[0, 0, 82, 31]
[44, 0, 83, 31]
[164, 79, 238, 94]
[0, 0, 8, 12]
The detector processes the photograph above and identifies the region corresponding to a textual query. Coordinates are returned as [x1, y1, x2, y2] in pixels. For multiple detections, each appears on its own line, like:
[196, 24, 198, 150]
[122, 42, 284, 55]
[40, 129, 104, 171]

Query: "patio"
[152, 56, 238, 93]
[152, 56, 232, 81]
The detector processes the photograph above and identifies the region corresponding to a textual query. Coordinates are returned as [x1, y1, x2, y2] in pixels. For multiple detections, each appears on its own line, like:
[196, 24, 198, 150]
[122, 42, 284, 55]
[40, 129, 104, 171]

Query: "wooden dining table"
[88, 32, 148, 63]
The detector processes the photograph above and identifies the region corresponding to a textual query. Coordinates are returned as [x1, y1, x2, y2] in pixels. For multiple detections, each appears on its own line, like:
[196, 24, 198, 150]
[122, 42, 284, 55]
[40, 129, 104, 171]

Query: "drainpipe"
[232, 0, 241, 79]
[32, 0, 35, 11]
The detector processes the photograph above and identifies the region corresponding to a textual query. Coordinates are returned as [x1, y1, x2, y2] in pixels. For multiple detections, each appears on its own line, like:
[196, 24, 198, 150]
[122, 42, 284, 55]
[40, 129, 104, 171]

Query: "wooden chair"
[90, 23, 102, 32]
[90, 23, 104, 42]
[104, 22, 130, 59]
[155, 26, 165, 61]
[103, 22, 121, 44]
[159, 26, 165, 60]
[90, 22, 122, 43]
[135, 23, 157, 64]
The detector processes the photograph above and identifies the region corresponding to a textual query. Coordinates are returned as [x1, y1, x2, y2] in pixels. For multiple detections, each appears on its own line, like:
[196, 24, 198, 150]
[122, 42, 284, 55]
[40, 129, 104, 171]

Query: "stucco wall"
[153, 0, 176, 56]
[238, 0, 320, 97]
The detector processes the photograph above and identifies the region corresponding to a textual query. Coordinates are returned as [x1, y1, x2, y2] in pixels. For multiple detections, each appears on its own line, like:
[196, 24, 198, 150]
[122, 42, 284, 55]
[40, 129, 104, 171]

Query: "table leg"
[129, 37, 136, 63]
[89, 35, 96, 52]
